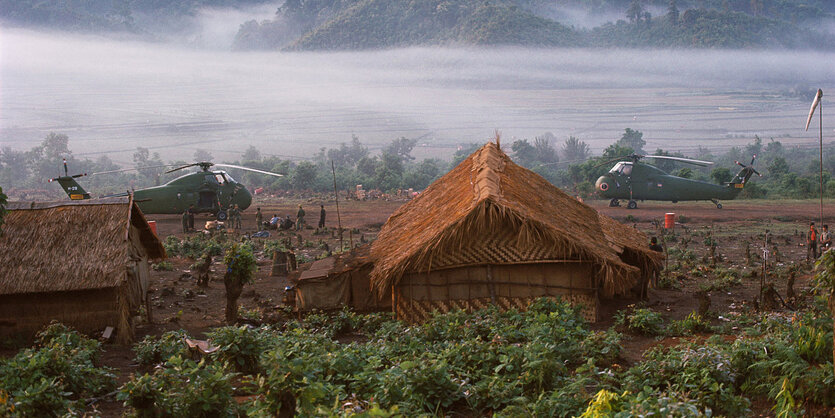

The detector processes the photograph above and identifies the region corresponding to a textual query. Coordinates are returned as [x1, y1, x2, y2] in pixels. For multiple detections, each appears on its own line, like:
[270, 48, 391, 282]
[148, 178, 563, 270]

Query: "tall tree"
[383, 137, 417, 163]
[292, 161, 318, 190]
[534, 133, 559, 165]
[667, 0, 680, 23]
[242, 145, 261, 162]
[616, 128, 646, 154]
[512, 139, 537, 166]
[563, 136, 591, 162]
[627, 0, 644, 24]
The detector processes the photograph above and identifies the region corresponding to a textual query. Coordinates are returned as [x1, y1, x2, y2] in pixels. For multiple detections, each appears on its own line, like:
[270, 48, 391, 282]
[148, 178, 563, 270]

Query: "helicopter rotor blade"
[213, 163, 285, 177]
[592, 156, 633, 169]
[91, 164, 175, 176]
[165, 162, 207, 174]
[644, 155, 714, 167]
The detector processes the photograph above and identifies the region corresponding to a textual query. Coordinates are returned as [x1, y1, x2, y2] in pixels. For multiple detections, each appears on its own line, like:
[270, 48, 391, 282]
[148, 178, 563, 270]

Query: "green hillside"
[2, 0, 834, 50]
[286, 0, 581, 50]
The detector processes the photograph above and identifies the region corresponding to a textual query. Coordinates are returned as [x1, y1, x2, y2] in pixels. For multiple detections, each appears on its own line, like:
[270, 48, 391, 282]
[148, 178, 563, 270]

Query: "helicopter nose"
[595, 176, 613, 196]
[238, 187, 252, 210]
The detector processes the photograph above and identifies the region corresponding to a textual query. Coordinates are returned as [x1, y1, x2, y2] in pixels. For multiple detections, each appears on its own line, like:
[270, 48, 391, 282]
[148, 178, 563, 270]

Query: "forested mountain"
[2, 0, 834, 50]
[235, 0, 835, 50]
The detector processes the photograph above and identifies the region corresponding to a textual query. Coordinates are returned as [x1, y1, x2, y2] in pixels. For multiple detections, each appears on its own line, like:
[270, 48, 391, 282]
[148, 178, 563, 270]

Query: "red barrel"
[148, 220, 158, 236]
[664, 213, 675, 229]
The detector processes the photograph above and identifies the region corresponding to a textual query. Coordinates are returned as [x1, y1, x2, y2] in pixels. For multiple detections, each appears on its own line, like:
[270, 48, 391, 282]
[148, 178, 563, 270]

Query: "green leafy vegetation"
[163, 234, 224, 259]
[0, 323, 116, 416]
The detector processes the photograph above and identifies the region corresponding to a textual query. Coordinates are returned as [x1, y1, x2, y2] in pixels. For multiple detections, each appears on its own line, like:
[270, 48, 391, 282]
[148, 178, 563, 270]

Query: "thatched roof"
[597, 213, 664, 273]
[296, 245, 372, 282]
[369, 141, 649, 298]
[0, 198, 165, 295]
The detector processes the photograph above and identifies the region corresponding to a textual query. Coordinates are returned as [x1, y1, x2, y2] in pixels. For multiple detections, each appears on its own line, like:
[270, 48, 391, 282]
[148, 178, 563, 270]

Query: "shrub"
[669, 312, 714, 336]
[0, 322, 116, 416]
[626, 341, 750, 415]
[206, 326, 273, 374]
[133, 329, 191, 366]
[152, 260, 174, 271]
[618, 308, 664, 336]
[163, 235, 224, 259]
[118, 356, 238, 417]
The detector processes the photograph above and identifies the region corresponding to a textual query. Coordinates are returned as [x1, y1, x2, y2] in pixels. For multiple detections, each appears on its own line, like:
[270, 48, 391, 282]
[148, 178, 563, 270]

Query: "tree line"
[3, 129, 835, 201]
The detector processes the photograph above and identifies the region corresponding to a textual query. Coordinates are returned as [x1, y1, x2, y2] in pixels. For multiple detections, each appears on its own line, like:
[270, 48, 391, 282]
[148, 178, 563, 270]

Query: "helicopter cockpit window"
[610, 162, 633, 175]
[223, 173, 236, 183]
[214, 174, 226, 185]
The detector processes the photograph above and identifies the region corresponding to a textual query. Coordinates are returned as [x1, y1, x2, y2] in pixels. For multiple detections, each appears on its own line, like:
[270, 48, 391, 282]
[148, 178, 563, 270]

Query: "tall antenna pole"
[806, 89, 824, 227]
[331, 160, 344, 251]
[820, 94, 824, 227]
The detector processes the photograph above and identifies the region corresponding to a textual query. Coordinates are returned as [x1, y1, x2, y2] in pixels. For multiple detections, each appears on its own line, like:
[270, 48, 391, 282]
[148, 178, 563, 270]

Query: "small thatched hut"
[370, 141, 661, 322]
[293, 246, 391, 312]
[0, 198, 165, 343]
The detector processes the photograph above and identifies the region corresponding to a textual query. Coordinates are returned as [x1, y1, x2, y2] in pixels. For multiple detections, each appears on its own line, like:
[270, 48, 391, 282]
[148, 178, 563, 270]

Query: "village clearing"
[1, 196, 834, 416]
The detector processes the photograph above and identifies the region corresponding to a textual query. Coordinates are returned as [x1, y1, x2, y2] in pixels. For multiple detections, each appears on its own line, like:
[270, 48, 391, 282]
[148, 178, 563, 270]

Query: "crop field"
[1, 198, 834, 416]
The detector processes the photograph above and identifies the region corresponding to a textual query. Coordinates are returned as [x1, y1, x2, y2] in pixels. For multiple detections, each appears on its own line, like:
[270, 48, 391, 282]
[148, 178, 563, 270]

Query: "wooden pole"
[820, 93, 824, 228]
[761, 230, 768, 305]
[331, 161, 343, 251]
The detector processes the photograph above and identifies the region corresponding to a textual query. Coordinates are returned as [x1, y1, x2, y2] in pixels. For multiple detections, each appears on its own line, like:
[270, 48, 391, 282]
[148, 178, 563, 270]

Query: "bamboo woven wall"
[0, 288, 119, 339]
[394, 263, 598, 322]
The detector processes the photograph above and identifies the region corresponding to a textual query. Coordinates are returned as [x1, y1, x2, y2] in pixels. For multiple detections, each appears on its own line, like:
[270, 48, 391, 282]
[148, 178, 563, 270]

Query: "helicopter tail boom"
[49, 176, 91, 200]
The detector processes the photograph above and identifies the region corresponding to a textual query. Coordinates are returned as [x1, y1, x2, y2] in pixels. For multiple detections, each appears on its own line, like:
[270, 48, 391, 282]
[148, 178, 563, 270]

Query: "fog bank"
[2, 28, 833, 165]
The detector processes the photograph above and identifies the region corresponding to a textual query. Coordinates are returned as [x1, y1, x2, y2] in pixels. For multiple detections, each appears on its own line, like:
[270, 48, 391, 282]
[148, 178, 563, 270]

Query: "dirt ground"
[16, 197, 835, 415]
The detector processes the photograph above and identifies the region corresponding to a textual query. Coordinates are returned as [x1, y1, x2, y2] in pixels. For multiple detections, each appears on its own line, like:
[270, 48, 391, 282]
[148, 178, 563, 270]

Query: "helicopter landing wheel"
[609, 199, 620, 207]
[627, 200, 637, 209]
[216, 210, 228, 221]
[711, 199, 722, 209]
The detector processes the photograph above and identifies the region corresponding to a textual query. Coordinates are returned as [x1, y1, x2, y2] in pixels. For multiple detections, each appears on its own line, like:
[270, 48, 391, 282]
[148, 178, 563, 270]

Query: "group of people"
[181, 204, 196, 232]
[179, 203, 329, 234]
[807, 222, 832, 260]
[255, 204, 327, 232]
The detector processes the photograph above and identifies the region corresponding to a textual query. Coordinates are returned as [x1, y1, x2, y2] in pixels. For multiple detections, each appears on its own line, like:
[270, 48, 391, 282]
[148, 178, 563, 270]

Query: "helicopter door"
[198, 191, 217, 210]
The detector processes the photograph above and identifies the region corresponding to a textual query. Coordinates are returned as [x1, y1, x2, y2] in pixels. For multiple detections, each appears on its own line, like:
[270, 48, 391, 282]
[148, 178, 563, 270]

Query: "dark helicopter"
[49, 160, 283, 220]
[594, 154, 761, 209]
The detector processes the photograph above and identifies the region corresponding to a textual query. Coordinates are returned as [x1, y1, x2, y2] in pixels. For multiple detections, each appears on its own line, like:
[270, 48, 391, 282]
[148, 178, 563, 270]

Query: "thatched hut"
[0, 198, 165, 343]
[293, 246, 391, 312]
[370, 141, 661, 322]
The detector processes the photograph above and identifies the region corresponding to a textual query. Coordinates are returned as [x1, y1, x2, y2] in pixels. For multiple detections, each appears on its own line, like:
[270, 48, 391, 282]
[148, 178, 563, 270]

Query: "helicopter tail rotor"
[735, 155, 762, 177]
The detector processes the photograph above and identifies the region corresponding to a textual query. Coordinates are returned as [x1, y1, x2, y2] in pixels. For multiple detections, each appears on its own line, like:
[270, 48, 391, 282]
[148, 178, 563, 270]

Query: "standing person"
[649, 236, 663, 252]
[187, 204, 195, 232]
[228, 205, 239, 230]
[318, 204, 326, 229]
[821, 224, 832, 253]
[233, 204, 242, 230]
[182, 208, 190, 233]
[808, 222, 819, 261]
[255, 208, 263, 231]
[296, 204, 305, 231]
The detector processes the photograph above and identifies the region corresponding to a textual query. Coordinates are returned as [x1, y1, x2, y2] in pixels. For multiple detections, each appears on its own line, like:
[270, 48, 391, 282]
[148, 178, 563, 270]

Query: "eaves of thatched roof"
[0, 198, 165, 295]
[369, 141, 646, 298]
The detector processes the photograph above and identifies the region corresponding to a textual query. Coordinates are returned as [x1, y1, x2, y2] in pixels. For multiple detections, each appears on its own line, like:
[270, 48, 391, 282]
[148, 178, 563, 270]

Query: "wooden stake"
[331, 161, 343, 251]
